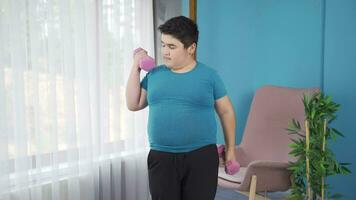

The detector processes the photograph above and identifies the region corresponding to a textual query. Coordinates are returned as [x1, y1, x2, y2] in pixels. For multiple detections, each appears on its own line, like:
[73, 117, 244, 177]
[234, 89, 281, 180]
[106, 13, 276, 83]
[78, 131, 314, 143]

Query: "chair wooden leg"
[264, 190, 267, 200]
[249, 175, 257, 200]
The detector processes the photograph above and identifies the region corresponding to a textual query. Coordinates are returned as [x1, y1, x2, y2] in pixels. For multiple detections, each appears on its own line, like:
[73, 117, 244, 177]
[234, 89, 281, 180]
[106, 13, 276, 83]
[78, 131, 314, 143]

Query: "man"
[126, 16, 236, 200]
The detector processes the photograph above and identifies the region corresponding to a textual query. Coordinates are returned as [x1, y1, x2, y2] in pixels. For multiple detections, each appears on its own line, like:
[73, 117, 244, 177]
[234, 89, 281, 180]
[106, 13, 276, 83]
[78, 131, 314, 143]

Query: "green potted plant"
[286, 92, 351, 200]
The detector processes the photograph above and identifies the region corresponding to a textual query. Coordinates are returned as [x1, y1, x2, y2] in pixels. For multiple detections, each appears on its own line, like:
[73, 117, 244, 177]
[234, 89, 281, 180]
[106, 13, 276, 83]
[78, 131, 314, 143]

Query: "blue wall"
[182, 0, 189, 17]
[182, 0, 356, 198]
[196, 0, 323, 143]
[323, 0, 356, 199]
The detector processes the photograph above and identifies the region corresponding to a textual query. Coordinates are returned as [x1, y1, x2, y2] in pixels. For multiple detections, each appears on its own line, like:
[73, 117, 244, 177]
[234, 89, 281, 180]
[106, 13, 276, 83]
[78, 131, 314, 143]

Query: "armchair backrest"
[239, 85, 319, 164]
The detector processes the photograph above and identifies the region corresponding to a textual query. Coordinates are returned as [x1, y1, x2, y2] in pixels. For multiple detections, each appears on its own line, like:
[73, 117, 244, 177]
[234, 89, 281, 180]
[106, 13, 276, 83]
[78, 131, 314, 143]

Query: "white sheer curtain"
[0, 0, 154, 199]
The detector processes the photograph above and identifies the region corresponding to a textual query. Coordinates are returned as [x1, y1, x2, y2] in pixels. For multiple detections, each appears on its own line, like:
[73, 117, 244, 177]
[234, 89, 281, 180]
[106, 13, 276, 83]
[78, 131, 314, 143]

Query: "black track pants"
[147, 144, 219, 200]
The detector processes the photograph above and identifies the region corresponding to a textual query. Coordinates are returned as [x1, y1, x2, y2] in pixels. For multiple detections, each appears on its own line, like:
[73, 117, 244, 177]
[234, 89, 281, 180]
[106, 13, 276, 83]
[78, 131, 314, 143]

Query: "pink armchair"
[218, 85, 319, 199]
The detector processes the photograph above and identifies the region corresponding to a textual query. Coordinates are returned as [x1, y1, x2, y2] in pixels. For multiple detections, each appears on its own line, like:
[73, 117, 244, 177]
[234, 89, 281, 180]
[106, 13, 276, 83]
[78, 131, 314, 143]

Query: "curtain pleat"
[0, 0, 153, 199]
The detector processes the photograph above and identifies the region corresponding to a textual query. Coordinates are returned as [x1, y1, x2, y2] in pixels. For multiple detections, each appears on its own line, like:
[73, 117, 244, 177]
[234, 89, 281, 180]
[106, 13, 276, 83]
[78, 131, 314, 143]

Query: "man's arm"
[215, 95, 237, 161]
[125, 50, 148, 111]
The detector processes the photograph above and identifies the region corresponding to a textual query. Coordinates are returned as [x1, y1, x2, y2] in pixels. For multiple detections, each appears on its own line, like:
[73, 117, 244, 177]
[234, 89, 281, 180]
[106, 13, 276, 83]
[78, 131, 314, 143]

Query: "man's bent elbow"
[126, 103, 138, 111]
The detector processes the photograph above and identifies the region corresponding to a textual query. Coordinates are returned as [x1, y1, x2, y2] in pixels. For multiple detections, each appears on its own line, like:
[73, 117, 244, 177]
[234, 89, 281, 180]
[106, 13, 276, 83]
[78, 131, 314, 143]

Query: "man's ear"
[188, 43, 197, 55]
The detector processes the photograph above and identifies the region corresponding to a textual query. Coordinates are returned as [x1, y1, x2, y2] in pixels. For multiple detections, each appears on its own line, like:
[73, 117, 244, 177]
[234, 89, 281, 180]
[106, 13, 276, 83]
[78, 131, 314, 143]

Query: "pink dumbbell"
[225, 160, 240, 175]
[133, 48, 156, 72]
[217, 145, 240, 175]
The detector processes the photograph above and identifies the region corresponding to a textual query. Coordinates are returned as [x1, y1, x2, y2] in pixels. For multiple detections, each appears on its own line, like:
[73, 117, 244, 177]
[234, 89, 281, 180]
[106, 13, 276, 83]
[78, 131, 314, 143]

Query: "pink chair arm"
[248, 160, 289, 169]
[237, 160, 292, 192]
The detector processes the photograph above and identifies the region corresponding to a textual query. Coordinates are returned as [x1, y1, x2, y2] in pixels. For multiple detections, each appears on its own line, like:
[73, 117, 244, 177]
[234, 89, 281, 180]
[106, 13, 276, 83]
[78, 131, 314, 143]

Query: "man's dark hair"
[158, 16, 199, 48]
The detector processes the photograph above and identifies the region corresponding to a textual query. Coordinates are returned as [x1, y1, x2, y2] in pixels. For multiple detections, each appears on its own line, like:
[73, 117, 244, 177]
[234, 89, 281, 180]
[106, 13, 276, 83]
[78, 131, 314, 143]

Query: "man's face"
[160, 34, 194, 69]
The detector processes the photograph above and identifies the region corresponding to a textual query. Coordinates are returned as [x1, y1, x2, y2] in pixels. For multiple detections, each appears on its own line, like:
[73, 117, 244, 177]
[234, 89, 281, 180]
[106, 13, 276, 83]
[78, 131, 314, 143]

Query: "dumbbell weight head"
[133, 48, 156, 72]
[217, 145, 225, 157]
[225, 160, 240, 175]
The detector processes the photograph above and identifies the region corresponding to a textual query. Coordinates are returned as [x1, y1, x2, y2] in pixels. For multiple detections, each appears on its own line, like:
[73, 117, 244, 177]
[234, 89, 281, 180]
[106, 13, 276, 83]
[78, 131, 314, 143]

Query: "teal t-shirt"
[140, 61, 227, 153]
